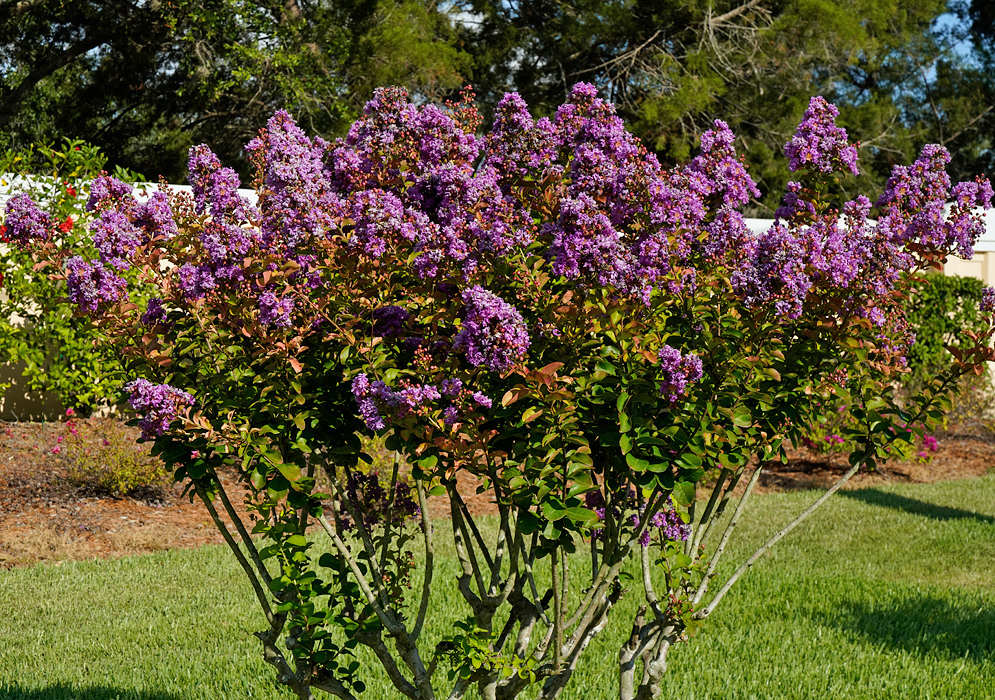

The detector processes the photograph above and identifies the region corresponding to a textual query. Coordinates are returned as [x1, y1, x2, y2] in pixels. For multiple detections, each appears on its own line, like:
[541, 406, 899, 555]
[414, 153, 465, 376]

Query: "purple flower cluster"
[784, 96, 859, 175]
[246, 111, 340, 252]
[453, 286, 530, 372]
[125, 378, 194, 440]
[86, 175, 133, 212]
[176, 262, 217, 300]
[585, 490, 690, 546]
[351, 373, 493, 431]
[657, 345, 704, 403]
[876, 145, 994, 258]
[3, 194, 50, 245]
[65, 256, 128, 313]
[351, 373, 441, 430]
[682, 120, 761, 261]
[134, 191, 178, 239]
[981, 286, 995, 315]
[483, 85, 759, 296]
[372, 305, 410, 338]
[341, 471, 420, 531]
[645, 504, 691, 545]
[90, 209, 146, 270]
[141, 298, 168, 326]
[327, 90, 527, 279]
[734, 187, 917, 319]
[258, 291, 294, 328]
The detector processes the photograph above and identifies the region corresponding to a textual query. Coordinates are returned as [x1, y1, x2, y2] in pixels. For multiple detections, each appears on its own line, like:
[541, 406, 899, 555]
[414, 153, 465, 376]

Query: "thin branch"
[194, 481, 274, 624]
[411, 478, 434, 641]
[691, 461, 764, 608]
[208, 466, 272, 585]
[315, 513, 406, 638]
[696, 457, 864, 619]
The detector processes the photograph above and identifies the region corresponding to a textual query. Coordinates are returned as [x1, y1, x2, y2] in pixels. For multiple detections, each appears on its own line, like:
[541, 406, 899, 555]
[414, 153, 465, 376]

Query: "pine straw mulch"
[2, 420, 992, 569]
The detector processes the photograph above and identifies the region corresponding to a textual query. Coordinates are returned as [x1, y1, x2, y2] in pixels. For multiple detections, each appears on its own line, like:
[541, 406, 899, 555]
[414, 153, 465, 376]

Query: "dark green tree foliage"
[454, 1, 992, 214]
[0, 1, 467, 180]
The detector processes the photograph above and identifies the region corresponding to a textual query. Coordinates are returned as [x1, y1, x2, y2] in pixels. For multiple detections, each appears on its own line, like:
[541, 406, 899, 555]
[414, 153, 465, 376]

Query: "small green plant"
[54, 410, 167, 496]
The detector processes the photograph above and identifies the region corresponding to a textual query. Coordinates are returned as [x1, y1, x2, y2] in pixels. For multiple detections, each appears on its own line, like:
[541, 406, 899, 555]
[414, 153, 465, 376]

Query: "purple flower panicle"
[784, 96, 859, 175]
[3, 194, 51, 245]
[372, 305, 410, 337]
[258, 291, 294, 328]
[126, 378, 194, 440]
[86, 175, 133, 212]
[657, 345, 704, 403]
[453, 286, 530, 372]
[981, 287, 995, 315]
[65, 256, 128, 313]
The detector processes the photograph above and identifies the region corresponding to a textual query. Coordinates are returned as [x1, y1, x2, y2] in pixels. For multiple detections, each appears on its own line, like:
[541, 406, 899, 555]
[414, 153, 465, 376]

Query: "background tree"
[453, 0, 993, 214]
[0, 0, 468, 180]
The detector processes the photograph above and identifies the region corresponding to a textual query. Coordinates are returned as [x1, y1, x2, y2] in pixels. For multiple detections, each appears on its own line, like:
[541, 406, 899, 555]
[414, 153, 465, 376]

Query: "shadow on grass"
[816, 595, 995, 662]
[0, 684, 182, 700]
[839, 489, 995, 525]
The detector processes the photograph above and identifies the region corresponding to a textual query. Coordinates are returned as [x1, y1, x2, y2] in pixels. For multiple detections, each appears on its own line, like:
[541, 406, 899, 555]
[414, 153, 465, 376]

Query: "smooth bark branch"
[316, 513, 407, 638]
[411, 478, 434, 641]
[688, 467, 730, 554]
[691, 462, 764, 608]
[694, 466, 745, 553]
[696, 457, 864, 619]
[456, 492, 495, 571]
[378, 452, 403, 576]
[194, 481, 274, 624]
[450, 493, 490, 609]
[208, 467, 272, 585]
[520, 530, 551, 626]
[355, 628, 419, 699]
[258, 632, 320, 700]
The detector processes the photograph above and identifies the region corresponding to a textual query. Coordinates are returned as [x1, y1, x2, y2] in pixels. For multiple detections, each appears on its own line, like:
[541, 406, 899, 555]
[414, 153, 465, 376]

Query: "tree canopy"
[1, 0, 991, 205]
[0, 0, 467, 180]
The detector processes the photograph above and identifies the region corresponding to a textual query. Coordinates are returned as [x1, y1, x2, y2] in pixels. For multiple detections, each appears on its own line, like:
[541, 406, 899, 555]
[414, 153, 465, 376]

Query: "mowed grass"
[1, 475, 994, 700]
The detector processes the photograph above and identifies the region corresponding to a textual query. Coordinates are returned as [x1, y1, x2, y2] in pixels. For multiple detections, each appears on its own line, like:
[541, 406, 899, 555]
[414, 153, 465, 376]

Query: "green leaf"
[564, 506, 599, 525]
[518, 511, 540, 534]
[428, 484, 447, 497]
[619, 433, 633, 454]
[286, 534, 308, 547]
[673, 481, 696, 506]
[277, 462, 302, 482]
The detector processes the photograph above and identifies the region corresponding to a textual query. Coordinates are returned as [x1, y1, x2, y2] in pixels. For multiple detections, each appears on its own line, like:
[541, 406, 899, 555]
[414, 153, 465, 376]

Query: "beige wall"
[944, 252, 995, 283]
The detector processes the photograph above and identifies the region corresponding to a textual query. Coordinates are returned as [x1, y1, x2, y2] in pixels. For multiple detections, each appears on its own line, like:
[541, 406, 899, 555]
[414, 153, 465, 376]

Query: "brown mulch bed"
[2, 419, 992, 569]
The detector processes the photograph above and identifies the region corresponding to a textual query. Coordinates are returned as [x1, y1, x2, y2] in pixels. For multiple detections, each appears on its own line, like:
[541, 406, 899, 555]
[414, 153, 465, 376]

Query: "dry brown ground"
[2, 419, 992, 569]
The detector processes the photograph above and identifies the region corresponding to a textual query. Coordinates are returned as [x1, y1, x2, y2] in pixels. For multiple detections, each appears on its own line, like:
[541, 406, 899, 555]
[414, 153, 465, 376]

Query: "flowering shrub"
[55, 409, 168, 496]
[11, 88, 995, 700]
[0, 140, 142, 413]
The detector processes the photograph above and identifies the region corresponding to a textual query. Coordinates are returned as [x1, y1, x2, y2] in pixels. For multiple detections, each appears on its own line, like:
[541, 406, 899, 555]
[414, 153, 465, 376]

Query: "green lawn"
[1, 475, 993, 700]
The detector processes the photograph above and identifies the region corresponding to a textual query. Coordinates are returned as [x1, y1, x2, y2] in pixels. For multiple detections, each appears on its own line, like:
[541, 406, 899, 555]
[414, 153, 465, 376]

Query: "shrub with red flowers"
[11, 89, 995, 700]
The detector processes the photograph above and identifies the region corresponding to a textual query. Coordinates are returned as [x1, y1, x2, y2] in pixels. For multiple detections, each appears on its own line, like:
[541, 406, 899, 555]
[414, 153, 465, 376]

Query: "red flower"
[58, 216, 74, 233]
[66, 186, 77, 198]
[0, 224, 7, 242]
